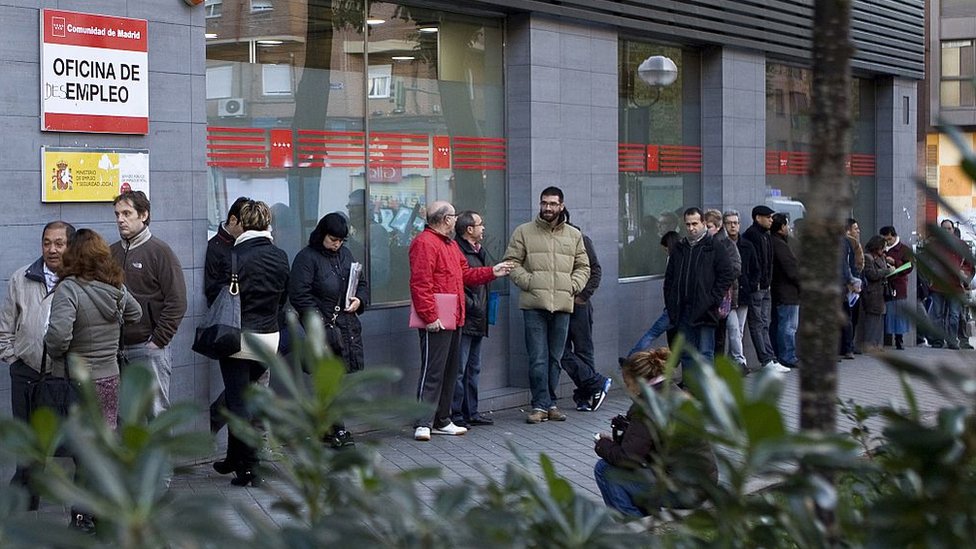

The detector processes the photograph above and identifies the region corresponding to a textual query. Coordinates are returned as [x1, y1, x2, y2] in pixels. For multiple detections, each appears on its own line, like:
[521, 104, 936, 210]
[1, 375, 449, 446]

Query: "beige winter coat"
[504, 216, 590, 313]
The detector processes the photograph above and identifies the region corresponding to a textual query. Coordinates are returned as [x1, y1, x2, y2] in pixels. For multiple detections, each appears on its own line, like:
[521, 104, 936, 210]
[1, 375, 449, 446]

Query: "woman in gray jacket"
[45, 229, 142, 429]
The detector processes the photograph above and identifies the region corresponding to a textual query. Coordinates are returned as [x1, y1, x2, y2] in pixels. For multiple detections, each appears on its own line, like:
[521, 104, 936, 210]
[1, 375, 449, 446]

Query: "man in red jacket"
[409, 200, 512, 441]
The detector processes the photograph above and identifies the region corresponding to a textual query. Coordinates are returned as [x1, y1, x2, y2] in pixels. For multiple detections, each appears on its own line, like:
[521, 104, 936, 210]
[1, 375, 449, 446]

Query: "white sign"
[40, 9, 149, 134]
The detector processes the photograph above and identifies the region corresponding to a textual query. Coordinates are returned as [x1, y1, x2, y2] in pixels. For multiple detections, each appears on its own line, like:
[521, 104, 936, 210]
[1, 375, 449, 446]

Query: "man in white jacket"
[0, 221, 75, 510]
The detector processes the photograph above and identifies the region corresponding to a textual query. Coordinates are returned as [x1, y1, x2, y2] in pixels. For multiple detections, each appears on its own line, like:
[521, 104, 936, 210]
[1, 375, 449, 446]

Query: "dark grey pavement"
[42, 346, 976, 535]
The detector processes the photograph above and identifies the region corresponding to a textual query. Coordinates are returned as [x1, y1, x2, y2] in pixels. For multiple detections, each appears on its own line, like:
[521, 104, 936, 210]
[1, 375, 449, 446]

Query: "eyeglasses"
[445, 213, 459, 219]
[540, 201, 562, 208]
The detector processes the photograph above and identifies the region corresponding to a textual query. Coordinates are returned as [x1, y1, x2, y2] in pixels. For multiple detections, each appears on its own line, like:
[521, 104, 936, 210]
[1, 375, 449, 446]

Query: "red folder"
[408, 293, 458, 330]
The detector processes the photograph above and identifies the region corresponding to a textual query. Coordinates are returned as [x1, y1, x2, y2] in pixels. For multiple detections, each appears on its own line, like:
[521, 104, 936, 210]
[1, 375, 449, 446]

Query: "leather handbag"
[28, 345, 80, 419]
[193, 252, 242, 360]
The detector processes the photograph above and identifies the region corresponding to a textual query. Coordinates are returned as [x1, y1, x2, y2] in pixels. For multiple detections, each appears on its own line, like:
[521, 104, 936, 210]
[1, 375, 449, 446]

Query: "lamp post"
[636, 55, 677, 105]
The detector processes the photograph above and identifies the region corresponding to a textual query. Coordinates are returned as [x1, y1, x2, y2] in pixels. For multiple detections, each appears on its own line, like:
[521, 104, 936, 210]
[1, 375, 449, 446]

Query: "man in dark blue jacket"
[663, 207, 735, 380]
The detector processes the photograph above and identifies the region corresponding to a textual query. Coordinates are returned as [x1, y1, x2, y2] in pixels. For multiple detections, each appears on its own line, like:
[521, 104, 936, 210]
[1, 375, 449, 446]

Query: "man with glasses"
[504, 187, 590, 424]
[409, 201, 512, 441]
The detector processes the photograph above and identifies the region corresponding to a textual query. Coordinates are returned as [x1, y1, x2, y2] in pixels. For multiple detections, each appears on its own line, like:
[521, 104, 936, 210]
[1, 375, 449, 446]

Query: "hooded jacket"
[504, 216, 590, 313]
[44, 277, 142, 380]
[0, 258, 53, 372]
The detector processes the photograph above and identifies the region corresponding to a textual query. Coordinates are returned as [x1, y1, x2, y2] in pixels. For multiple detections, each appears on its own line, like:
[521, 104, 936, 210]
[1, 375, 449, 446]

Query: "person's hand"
[147, 340, 160, 350]
[492, 261, 514, 277]
[574, 296, 586, 305]
[345, 297, 361, 313]
[597, 432, 611, 441]
[885, 255, 896, 265]
[426, 319, 445, 332]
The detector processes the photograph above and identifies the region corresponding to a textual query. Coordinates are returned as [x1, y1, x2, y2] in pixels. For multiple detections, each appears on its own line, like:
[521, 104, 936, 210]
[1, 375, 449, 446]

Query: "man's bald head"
[426, 200, 457, 237]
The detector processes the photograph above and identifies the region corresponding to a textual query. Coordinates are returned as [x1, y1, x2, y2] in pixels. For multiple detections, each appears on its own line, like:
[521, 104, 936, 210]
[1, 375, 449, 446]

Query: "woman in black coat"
[289, 212, 369, 447]
[212, 200, 290, 487]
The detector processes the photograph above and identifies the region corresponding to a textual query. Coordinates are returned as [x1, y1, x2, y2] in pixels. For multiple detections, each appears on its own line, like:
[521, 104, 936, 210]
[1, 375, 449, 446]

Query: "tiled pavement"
[42, 346, 976, 535]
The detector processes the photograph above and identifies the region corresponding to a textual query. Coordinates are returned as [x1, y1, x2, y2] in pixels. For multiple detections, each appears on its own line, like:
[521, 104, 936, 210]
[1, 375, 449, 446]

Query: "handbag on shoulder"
[28, 345, 80, 418]
[193, 252, 243, 360]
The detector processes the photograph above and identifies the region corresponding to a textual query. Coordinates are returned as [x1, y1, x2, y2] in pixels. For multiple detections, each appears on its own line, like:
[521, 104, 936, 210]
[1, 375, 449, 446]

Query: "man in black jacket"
[451, 211, 495, 427]
[663, 207, 735, 380]
[560, 210, 612, 412]
[742, 205, 789, 373]
[770, 214, 801, 368]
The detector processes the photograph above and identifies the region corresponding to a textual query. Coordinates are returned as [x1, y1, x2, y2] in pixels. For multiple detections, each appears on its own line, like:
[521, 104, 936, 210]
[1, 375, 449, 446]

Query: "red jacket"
[409, 227, 495, 327]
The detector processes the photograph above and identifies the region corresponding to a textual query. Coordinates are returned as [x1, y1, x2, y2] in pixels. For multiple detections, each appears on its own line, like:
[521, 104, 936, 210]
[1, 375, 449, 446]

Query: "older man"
[409, 200, 511, 441]
[504, 187, 590, 424]
[0, 221, 75, 510]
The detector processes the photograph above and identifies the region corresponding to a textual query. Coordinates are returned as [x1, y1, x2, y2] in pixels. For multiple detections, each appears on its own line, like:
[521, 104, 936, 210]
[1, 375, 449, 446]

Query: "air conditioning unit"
[218, 97, 246, 117]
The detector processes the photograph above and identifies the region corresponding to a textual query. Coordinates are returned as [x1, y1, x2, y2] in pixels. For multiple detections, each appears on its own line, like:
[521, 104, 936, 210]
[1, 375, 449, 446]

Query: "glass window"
[205, 0, 222, 18]
[205, 1, 506, 305]
[618, 41, 701, 278]
[941, 40, 976, 107]
[251, 0, 273, 13]
[765, 64, 877, 235]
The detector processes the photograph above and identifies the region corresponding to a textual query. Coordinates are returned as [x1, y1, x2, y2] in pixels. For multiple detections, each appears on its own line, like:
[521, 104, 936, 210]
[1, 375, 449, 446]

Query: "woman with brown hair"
[44, 228, 142, 428]
[210, 200, 290, 487]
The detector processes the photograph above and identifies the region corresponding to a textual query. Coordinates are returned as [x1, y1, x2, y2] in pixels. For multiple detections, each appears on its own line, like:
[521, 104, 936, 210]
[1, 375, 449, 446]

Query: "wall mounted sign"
[40, 9, 149, 134]
[41, 147, 149, 202]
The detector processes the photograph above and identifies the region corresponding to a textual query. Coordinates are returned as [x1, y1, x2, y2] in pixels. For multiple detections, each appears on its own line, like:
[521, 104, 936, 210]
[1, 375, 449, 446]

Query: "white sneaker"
[432, 422, 468, 436]
[764, 360, 791, 373]
[414, 427, 431, 441]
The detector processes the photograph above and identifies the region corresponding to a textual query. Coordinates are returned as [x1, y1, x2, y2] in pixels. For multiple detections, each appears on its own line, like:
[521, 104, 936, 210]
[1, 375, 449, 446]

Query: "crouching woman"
[593, 347, 717, 517]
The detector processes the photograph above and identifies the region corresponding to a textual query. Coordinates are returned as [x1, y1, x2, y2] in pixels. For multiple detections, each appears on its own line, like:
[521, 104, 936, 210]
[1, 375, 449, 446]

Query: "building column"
[505, 14, 618, 393]
[876, 77, 919, 239]
[701, 47, 766, 215]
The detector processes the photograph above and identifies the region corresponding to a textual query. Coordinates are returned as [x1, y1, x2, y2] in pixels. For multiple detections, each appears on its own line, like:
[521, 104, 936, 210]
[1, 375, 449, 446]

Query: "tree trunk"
[799, 0, 853, 543]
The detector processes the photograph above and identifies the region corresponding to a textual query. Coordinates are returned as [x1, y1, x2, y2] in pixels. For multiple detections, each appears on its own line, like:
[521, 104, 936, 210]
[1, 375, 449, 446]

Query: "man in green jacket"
[504, 187, 590, 424]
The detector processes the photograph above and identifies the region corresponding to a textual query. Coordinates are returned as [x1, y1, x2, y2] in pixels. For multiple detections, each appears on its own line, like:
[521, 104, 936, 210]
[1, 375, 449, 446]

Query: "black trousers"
[415, 329, 461, 429]
[219, 357, 267, 469]
[9, 360, 41, 509]
[560, 301, 604, 404]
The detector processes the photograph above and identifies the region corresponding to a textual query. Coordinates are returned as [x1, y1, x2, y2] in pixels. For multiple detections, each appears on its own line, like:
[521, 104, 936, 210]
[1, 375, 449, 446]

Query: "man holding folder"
[409, 200, 512, 441]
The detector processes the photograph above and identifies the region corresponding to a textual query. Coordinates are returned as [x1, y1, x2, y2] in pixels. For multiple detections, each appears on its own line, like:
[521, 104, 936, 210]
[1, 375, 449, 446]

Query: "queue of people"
[2, 188, 962, 524]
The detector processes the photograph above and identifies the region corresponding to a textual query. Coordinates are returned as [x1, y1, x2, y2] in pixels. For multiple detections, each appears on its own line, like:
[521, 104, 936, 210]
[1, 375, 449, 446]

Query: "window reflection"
[205, 1, 506, 305]
[618, 41, 701, 278]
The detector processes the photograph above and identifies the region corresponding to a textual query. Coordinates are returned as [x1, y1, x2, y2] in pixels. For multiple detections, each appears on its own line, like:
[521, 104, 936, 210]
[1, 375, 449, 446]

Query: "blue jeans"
[452, 334, 483, 421]
[776, 304, 799, 365]
[593, 459, 650, 517]
[930, 292, 962, 346]
[523, 309, 571, 410]
[628, 310, 670, 356]
[747, 288, 776, 364]
[123, 343, 173, 417]
[675, 311, 715, 381]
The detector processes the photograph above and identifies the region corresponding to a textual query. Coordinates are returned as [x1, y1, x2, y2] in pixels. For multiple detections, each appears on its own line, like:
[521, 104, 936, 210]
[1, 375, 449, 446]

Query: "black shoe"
[468, 414, 494, 426]
[960, 342, 974, 350]
[69, 510, 96, 535]
[230, 469, 262, 487]
[213, 460, 236, 475]
[333, 429, 355, 448]
[948, 344, 961, 350]
[931, 340, 944, 348]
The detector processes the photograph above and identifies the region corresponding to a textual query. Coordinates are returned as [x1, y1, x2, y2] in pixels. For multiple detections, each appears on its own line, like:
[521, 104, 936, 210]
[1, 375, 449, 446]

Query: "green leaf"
[539, 454, 573, 507]
[742, 401, 786, 444]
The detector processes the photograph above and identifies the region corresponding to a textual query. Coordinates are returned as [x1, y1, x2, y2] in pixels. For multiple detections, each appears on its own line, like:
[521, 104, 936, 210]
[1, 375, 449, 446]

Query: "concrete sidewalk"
[39, 346, 975, 536]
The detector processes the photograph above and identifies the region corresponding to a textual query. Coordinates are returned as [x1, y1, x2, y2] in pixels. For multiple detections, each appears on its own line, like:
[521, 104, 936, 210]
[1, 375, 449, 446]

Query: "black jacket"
[735, 237, 760, 304]
[743, 222, 773, 289]
[770, 232, 800, 305]
[204, 224, 236, 307]
[289, 244, 370, 372]
[578, 234, 602, 303]
[456, 237, 490, 337]
[234, 236, 290, 333]
[663, 234, 735, 328]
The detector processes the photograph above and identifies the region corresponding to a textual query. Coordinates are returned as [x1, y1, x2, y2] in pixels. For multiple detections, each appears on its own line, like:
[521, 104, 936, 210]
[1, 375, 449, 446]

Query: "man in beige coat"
[504, 187, 590, 424]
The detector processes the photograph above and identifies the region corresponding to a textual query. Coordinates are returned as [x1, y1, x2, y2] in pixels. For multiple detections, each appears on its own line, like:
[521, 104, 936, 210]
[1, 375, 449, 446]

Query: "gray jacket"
[45, 277, 142, 380]
[0, 258, 52, 372]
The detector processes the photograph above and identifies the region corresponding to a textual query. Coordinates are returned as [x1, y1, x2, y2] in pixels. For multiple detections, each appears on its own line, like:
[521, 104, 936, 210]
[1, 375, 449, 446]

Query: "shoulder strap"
[229, 251, 240, 296]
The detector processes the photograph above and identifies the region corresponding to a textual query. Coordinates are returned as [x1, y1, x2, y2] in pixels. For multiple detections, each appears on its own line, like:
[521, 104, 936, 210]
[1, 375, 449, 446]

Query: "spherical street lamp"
[637, 55, 678, 87]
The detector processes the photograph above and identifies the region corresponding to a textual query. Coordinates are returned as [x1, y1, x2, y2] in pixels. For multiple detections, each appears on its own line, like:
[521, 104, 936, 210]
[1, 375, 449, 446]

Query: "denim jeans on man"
[560, 301, 607, 405]
[452, 334, 483, 422]
[746, 288, 776, 365]
[775, 304, 799, 365]
[675, 310, 716, 383]
[725, 305, 749, 366]
[123, 342, 173, 417]
[523, 309, 570, 410]
[930, 291, 962, 347]
[628, 310, 670, 356]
